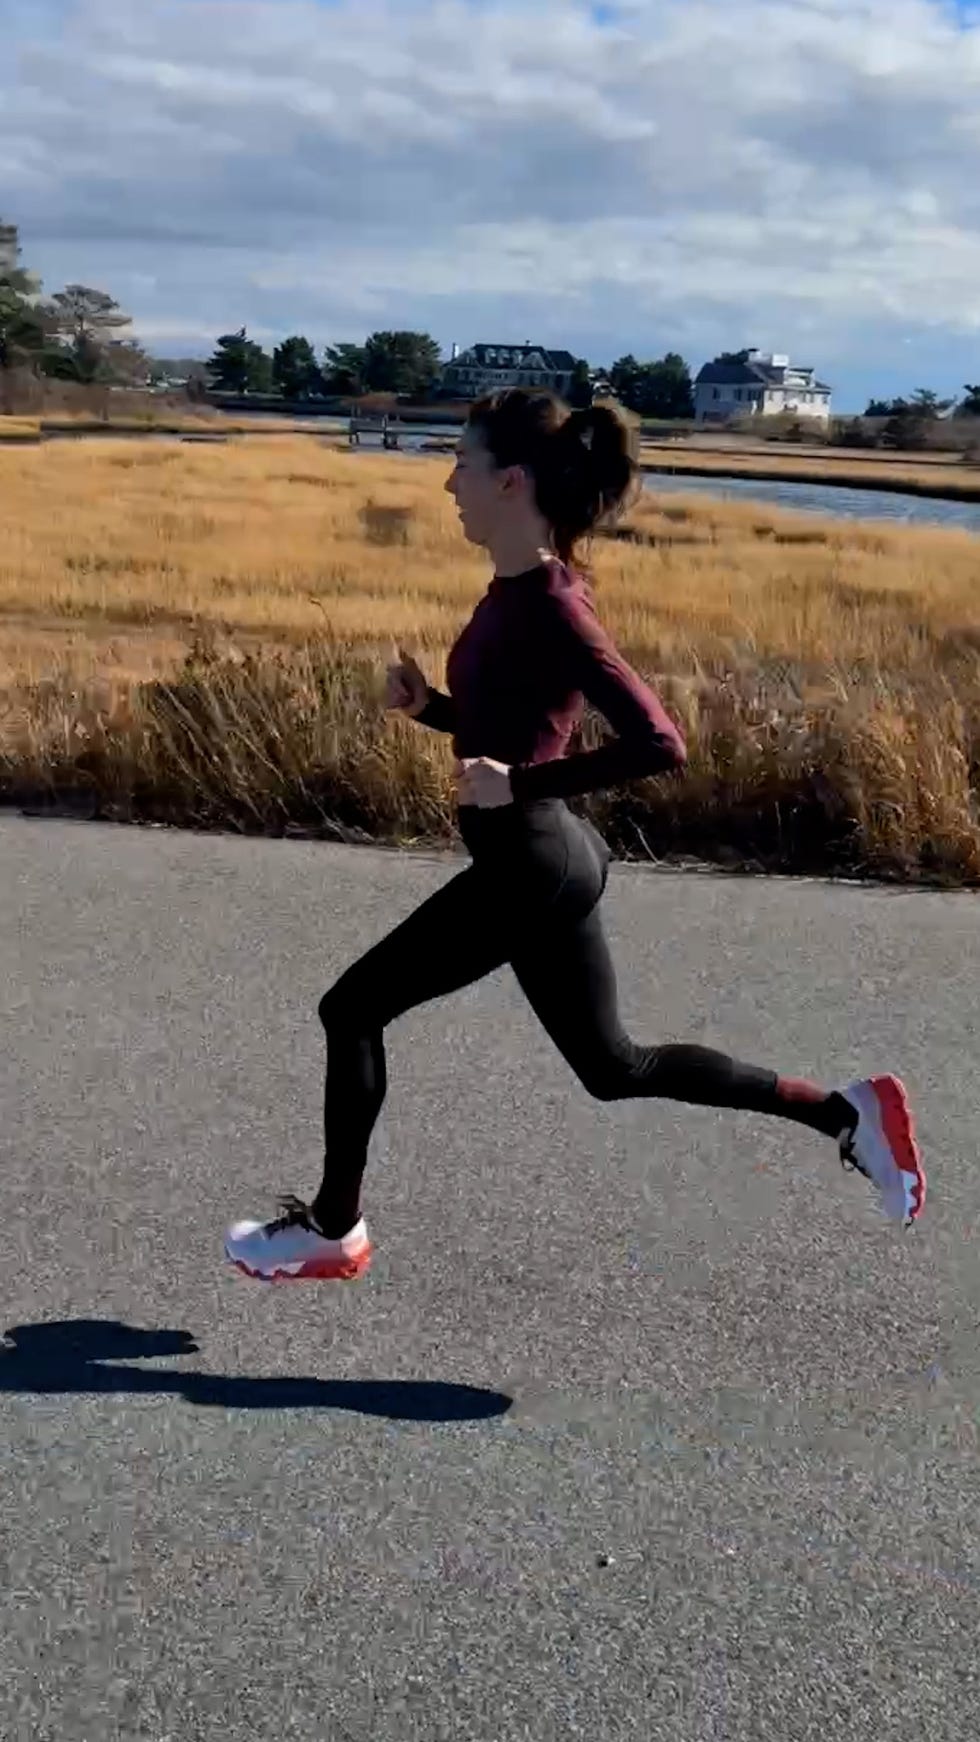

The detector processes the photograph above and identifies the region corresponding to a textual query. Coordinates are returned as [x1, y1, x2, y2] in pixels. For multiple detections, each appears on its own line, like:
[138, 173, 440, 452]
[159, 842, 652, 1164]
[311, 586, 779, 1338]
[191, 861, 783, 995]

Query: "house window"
[713, 388, 720, 400]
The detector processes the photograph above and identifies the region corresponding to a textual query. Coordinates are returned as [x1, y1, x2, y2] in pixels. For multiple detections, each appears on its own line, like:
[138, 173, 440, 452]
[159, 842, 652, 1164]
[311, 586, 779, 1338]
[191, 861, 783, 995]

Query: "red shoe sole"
[228, 1247, 373, 1284]
[871, 1074, 926, 1225]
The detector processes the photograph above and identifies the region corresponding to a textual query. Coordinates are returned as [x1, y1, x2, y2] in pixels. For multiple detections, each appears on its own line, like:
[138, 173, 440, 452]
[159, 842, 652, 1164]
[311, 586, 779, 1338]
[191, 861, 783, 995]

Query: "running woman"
[225, 389, 925, 1282]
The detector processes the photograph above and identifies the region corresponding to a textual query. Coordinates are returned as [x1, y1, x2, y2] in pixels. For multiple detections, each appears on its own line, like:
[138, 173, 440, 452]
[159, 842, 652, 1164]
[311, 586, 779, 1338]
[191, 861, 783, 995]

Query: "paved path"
[2, 815, 978, 1741]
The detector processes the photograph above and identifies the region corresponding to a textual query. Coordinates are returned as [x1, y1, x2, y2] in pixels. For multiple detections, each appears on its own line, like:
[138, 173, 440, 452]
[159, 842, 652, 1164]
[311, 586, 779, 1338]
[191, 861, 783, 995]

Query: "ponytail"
[544, 404, 639, 564]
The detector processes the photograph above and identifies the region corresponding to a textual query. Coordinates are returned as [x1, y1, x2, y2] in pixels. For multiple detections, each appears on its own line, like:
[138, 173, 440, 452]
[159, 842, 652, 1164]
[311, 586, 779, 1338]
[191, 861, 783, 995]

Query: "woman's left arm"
[509, 589, 687, 803]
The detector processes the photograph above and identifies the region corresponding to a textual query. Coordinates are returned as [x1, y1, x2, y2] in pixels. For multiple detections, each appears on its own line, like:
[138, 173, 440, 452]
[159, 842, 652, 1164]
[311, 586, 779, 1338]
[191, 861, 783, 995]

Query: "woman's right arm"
[386, 647, 456, 732]
[414, 688, 457, 733]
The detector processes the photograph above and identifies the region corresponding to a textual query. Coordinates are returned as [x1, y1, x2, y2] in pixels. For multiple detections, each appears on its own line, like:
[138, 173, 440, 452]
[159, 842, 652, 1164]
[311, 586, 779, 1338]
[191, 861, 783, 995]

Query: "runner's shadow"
[0, 1320, 512, 1422]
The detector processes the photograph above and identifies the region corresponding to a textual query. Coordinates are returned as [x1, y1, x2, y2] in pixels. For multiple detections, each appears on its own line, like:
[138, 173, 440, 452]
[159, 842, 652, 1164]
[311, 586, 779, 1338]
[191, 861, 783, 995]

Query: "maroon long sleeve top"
[415, 559, 686, 802]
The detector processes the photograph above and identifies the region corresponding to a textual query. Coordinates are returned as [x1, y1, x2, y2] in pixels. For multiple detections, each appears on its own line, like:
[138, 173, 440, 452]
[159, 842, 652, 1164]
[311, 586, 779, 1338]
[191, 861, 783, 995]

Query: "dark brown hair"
[467, 387, 639, 566]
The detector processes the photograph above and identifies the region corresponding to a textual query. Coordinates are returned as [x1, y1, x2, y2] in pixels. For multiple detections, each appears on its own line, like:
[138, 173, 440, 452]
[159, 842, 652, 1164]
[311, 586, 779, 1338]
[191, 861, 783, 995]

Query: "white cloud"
[4, 0, 980, 396]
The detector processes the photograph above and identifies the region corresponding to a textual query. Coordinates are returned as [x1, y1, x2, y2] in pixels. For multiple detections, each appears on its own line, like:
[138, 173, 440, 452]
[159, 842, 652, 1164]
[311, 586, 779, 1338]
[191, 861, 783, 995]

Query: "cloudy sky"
[5, 0, 980, 408]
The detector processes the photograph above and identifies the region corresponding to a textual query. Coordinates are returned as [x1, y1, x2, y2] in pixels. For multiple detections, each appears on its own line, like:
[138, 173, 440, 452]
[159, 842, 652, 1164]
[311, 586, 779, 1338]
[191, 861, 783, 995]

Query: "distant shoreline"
[639, 448, 980, 504]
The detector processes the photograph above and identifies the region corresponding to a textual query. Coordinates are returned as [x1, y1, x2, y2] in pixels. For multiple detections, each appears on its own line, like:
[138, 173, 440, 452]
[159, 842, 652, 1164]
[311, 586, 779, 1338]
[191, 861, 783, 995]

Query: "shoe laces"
[267, 1195, 321, 1236]
[839, 1127, 870, 1180]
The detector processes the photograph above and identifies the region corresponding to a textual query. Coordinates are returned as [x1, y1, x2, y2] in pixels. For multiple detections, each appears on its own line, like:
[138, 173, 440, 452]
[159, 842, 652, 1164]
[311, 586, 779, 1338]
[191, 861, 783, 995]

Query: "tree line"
[0, 225, 150, 386]
[828, 385, 980, 451]
[205, 329, 699, 416]
[3, 217, 978, 419]
[864, 388, 980, 417]
[0, 223, 703, 410]
[206, 327, 444, 399]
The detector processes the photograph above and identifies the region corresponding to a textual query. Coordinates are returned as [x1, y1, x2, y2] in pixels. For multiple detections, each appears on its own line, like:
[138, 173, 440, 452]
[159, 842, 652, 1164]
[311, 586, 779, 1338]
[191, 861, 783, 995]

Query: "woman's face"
[445, 424, 515, 548]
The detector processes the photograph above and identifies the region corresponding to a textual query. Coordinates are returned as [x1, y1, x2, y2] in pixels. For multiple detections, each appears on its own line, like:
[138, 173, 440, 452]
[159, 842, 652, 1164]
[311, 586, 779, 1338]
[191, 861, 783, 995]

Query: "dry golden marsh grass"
[2, 434, 979, 881]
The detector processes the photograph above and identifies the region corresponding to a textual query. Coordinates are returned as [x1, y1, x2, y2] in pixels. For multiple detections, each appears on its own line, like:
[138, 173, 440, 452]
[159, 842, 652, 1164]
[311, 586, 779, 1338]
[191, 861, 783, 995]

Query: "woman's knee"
[317, 983, 340, 1033]
[318, 966, 375, 1034]
[568, 1052, 630, 1102]
[563, 1029, 647, 1102]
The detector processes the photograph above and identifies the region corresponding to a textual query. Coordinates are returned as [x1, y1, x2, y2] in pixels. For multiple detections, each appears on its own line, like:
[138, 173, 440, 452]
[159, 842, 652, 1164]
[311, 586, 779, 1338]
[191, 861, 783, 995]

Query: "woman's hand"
[384, 646, 429, 718]
[453, 757, 514, 809]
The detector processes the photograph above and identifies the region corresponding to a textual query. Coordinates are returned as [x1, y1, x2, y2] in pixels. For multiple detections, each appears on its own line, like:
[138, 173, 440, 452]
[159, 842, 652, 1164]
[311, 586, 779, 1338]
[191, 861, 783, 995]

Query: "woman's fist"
[384, 646, 429, 717]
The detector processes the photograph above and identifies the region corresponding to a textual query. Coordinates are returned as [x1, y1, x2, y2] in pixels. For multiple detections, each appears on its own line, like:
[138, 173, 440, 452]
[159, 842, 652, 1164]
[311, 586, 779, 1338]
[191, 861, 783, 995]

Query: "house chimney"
[450, 342, 459, 362]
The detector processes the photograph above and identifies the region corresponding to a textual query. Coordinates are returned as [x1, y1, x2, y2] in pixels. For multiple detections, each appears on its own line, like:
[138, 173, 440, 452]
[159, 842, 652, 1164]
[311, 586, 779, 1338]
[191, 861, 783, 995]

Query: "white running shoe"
[225, 1196, 373, 1283]
[838, 1075, 926, 1229]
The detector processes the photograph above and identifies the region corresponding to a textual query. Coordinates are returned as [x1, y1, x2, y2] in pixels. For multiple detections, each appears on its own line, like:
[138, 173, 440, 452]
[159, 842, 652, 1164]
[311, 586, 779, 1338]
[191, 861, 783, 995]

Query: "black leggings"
[313, 800, 845, 1233]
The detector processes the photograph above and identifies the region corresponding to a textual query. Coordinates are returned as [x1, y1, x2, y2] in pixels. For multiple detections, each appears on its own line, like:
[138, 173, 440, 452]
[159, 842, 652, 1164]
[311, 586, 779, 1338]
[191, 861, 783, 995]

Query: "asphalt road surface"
[2, 815, 979, 1741]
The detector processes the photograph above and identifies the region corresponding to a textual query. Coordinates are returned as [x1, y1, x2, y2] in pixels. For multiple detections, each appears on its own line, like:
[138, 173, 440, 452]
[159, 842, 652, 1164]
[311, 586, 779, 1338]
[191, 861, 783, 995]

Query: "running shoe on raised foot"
[838, 1075, 926, 1229]
[225, 1196, 373, 1282]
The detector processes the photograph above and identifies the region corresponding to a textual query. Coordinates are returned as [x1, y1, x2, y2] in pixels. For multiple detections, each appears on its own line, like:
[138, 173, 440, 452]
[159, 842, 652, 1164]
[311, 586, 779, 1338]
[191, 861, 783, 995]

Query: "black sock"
[774, 1081, 856, 1140]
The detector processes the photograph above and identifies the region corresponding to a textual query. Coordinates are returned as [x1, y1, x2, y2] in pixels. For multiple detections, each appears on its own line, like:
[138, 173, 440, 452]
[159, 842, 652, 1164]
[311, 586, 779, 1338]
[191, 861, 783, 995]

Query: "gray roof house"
[442, 343, 577, 399]
[695, 351, 832, 422]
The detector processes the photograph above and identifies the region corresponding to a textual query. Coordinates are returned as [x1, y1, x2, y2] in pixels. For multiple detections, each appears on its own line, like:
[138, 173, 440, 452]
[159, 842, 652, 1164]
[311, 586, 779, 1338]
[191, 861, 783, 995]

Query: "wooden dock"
[348, 411, 402, 449]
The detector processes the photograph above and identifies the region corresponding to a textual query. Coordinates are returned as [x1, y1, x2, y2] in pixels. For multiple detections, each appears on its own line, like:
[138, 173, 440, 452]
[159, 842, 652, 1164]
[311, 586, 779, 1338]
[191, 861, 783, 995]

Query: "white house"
[694, 350, 832, 423]
[442, 343, 577, 400]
